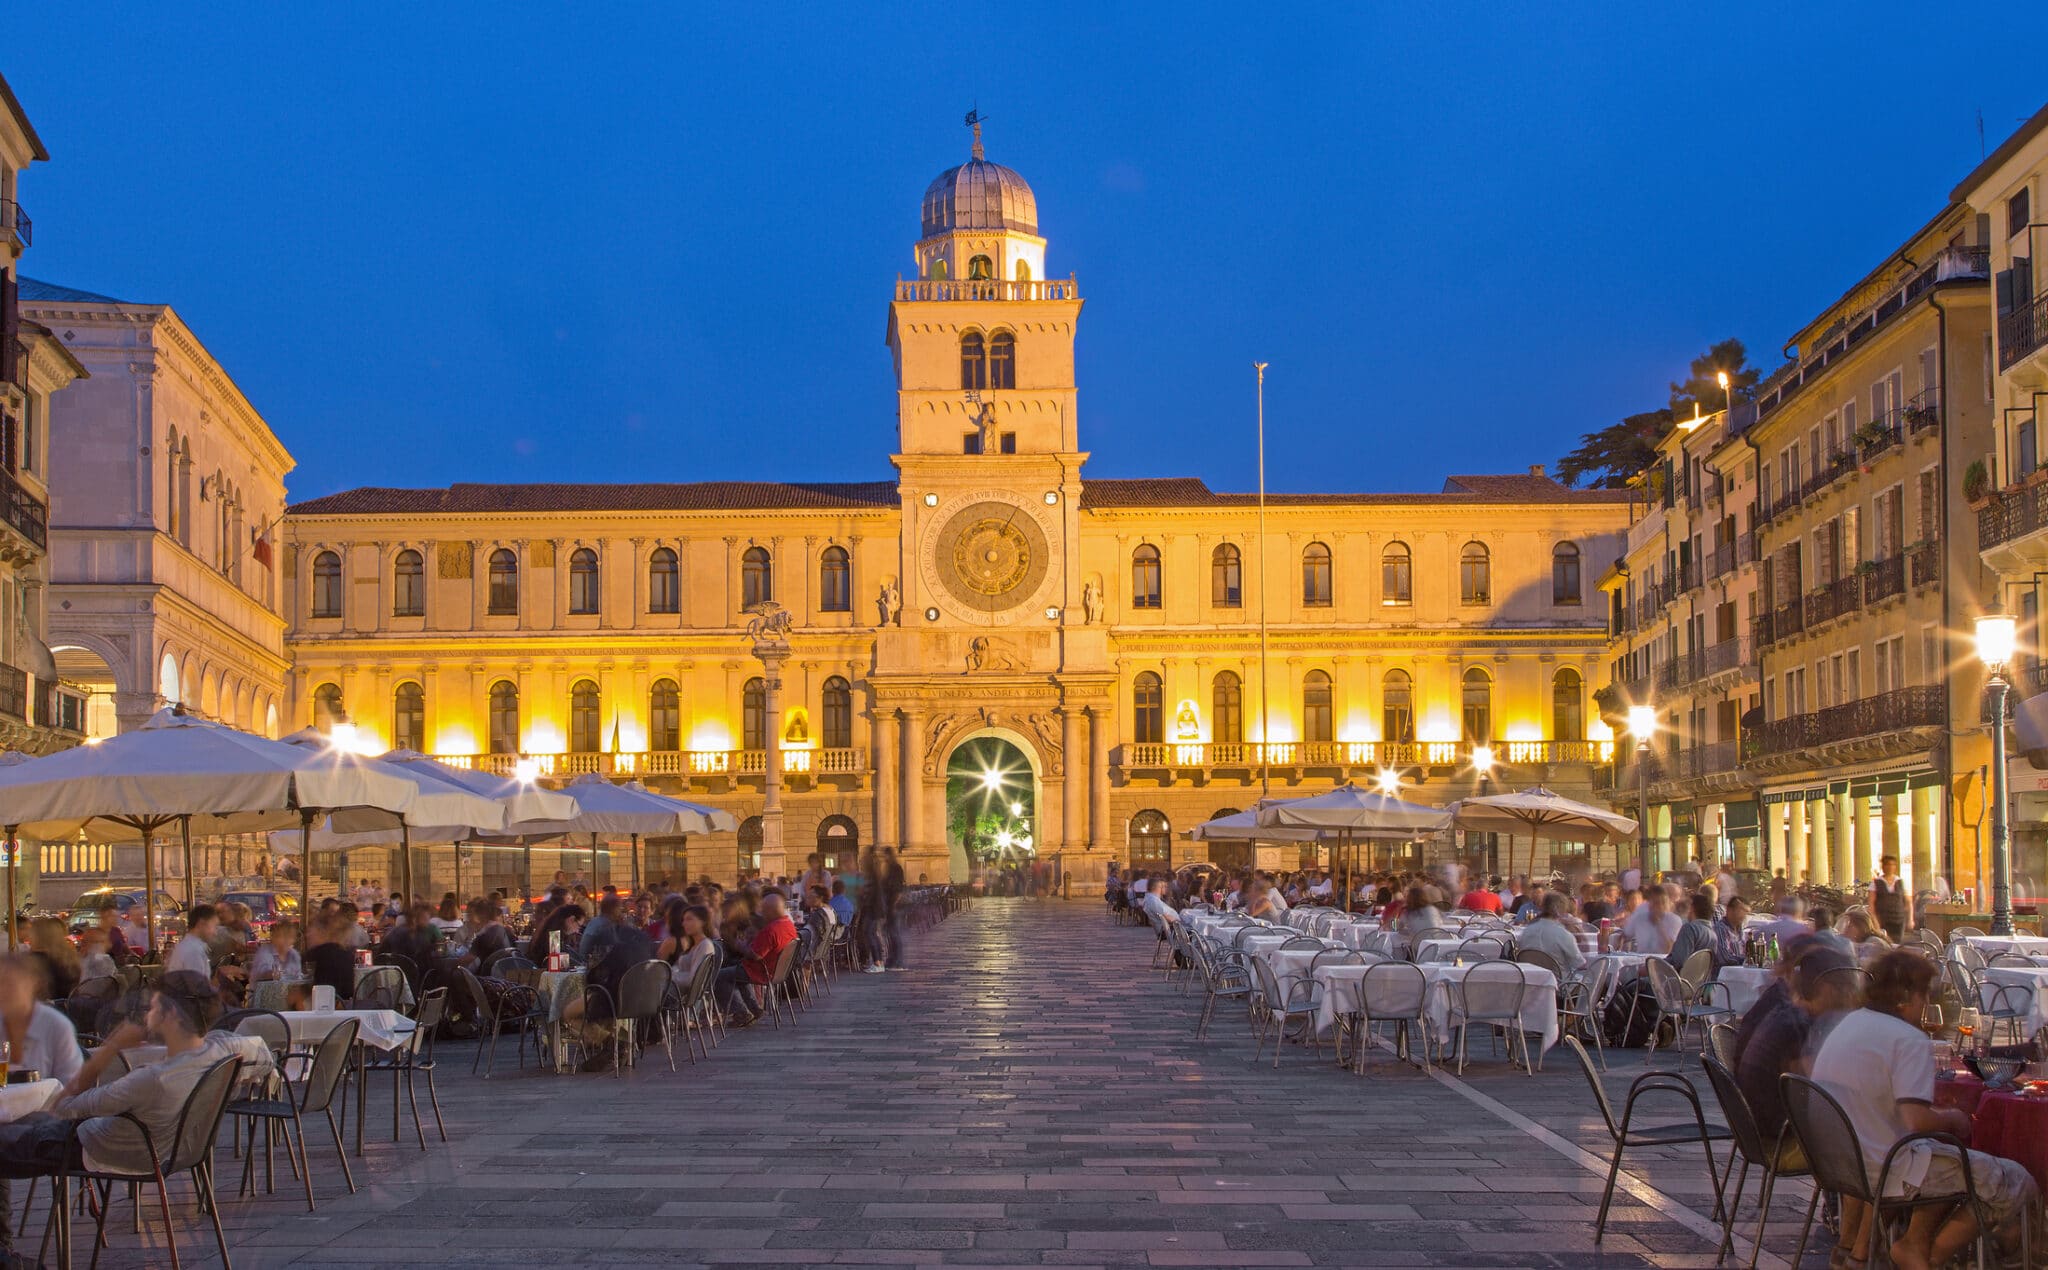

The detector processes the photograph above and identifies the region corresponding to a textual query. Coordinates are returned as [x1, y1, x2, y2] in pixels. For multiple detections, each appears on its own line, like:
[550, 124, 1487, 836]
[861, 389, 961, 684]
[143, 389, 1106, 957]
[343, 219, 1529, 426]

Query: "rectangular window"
[1845, 648, 1860, 701]
[1919, 345, 1939, 401]
[2025, 422, 2041, 479]
[1922, 625, 1938, 686]
[962, 433, 982, 454]
[999, 432, 1016, 454]
[1918, 469, 1939, 542]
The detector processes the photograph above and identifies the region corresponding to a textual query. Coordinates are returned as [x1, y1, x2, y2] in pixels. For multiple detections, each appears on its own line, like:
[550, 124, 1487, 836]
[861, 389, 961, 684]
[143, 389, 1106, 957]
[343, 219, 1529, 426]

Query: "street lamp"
[1375, 766, 1401, 796]
[1628, 705, 1657, 874]
[1979, 611, 2019, 935]
[1471, 745, 1496, 873]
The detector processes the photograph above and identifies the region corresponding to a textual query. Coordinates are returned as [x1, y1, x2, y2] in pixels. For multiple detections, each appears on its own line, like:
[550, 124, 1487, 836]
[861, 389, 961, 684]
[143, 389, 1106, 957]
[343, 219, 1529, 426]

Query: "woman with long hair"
[525, 903, 587, 965]
[25, 916, 82, 1001]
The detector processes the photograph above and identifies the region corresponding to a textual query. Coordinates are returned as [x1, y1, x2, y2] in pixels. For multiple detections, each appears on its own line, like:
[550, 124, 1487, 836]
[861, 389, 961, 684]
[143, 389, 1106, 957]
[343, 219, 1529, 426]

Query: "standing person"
[1869, 854, 1912, 943]
[879, 845, 907, 971]
[856, 848, 885, 974]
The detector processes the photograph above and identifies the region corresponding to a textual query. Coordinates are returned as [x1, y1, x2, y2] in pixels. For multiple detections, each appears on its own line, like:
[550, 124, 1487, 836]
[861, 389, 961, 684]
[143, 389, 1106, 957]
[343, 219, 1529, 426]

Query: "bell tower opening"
[945, 734, 1038, 885]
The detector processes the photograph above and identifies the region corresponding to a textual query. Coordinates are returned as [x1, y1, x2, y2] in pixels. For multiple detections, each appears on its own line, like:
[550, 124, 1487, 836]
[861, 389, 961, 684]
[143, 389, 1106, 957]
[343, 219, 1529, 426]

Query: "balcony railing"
[0, 199, 28, 249]
[1855, 418, 1904, 462]
[0, 662, 24, 722]
[2000, 290, 2048, 371]
[1909, 541, 1940, 587]
[1702, 638, 1751, 677]
[0, 466, 47, 550]
[1773, 599, 1807, 643]
[1979, 480, 2048, 552]
[895, 276, 1080, 303]
[443, 748, 867, 780]
[1804, 575, 1863, 628]
[1750, 685, 1944, 756]
[1658, 652, 1704, 692]
[1801, 446, 1858, 500]
[1904, 391, 1941, 436]
[1115, 738, 1615, 771]
[1863, 555, 1906, 606]
[1678, 558, 1703, 594]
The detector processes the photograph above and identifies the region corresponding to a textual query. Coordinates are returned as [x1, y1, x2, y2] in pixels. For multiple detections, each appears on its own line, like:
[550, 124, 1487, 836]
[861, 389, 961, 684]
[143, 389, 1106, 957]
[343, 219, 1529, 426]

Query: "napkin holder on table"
[310, 985, 337, 1011]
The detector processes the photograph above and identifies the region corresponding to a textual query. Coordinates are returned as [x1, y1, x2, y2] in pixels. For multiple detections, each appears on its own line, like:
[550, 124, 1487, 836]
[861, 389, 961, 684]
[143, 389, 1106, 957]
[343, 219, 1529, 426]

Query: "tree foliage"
[1555, 339, 1762, 489]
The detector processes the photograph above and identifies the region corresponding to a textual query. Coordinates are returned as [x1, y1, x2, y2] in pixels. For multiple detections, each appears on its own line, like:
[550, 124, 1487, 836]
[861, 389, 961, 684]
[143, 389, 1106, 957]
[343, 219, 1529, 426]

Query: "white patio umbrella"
[504, 772, 738, 892]
[1447, 786, 1639, 883]
[1256, 784, 1454, 906]
[0, 708, 424, 949]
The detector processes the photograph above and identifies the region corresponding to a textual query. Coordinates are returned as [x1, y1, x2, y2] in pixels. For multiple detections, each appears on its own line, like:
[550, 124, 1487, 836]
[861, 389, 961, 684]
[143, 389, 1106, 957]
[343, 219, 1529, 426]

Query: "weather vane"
[965, 107, 985, 160]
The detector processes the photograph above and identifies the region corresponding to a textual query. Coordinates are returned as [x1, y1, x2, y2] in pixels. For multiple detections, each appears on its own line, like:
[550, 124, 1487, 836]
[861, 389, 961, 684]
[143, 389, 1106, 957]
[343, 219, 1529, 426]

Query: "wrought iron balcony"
[2000, 290, 2048, 371]
[895, 276, 1080, 303]
[1979, 481, 2048, 552]
[1909, 541, 1940, 587]
[1702, 638, 1751, 677]
[0, 466, 46, 551]
[1804, 575, 1863, 629]
[1749, 685, 1944, 756]
[0, 661, 24, 722]
[1862, 555, 1906, 606]
[0, 199, 28, 249]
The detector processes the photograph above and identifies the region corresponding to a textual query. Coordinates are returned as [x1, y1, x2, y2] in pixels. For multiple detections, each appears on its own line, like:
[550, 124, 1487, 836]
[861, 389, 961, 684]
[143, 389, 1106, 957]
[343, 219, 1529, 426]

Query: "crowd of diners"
[1119, 855, 2037, 1267]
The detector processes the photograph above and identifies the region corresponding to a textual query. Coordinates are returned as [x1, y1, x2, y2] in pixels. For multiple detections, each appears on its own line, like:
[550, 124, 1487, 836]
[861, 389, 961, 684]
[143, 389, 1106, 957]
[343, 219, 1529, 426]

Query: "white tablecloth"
[1412, 939, 1464, 963]
[279, 1009, 416, 1052]
[0, 1078, 62, 1123]
[1979, 966, 2048, 1035]
[1235, 932, 1293, 957]
[1716, 965, 1774, 1016]
[1310, 963, 1560, 1053]
[1962, 935, 2048, 957]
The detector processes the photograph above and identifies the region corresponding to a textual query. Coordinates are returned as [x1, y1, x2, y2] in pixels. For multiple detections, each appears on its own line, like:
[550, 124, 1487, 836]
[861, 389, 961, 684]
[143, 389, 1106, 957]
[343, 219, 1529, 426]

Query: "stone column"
[900, 707, 923, 854]
[872, 700, 897, 846]
[1808, 800, 1831, 887]
[1062, 706, 1085, 853]
[1788, 799, 1808, 885]
[1911, 783, 1937, 895]
[1833, 793, 1854, 887]
[1088, 704, 1111, 852]
[752, 634, 790, 880]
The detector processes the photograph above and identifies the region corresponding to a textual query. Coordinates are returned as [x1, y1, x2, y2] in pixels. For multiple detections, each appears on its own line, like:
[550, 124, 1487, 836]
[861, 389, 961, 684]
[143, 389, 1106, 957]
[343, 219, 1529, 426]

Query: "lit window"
[743, 677, 766, 750]
[742, 547, 772, 608]
[822, 676, 852, 748]
[392, 682, 424, 752]
[959, 332, 987, 391]
[569, 548, 600, 614]
[311, 551, 342, 618]
[648, 547, 679, 614]
[392, 549, 424, 617]
[1381, 543, 1412, 605]
[569, 680, 601, 752]
[1460, 542, 1491, 605]
[820, 546, 850, 612]
[1382, 669, 1414, 742]
[1133, 672, 1163, 743]
[649, 679, 680, 751]
[1131, 544, 1162, 609]
[1461, 667, 1492, 743]
[488, 681, 519, 754]
[1211, 543, 1241, 607]
[988, 331, 1015, 389]
[1552, 668, 1583, 740]
[488, 549, 519, 615]
[1303, 670, 1332, 742]
[1212, 671, 1243, 743]
[313, 683, 343, 733]
[1552, 542, 1582, 605]
[1302, 542, 1332, 607]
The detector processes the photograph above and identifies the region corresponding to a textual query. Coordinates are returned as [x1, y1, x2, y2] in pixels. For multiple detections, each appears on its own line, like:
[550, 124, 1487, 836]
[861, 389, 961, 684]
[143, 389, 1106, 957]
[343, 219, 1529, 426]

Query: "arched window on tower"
[1461, 667, 1493, 744]
[819, 546, 850, 612]
[1302, 542, 1333, 607]
[1382, 669, 1414, 743]
[649, 678, 680, 752]
[742, 547, 772, 608]
[988, 331, 1016, 389]
[1131, 544, 1162, 610]
[488, 681, 520, 754]
[1381, 542, 1412, 605]
[392, 549, 424, 617]
[822, 677, 852, 749]
[392, 682, 424, 753]
[312, 683, 343, 733]
[648, 547, 679, 614]
[311, 551, 342, 619]
[569, 548, 600, 614]
[967, 254, 993, 280]
[959, 332, 987, 391]
[1014, 259, 1032, 282]
[1552, 668, 1584, 741]
[1212, 543, 1242, 607]
[742, 677, 766, 751]
[1303, 670, 1333, 743]
[1133, 671, 1163, 744]
[1212, 671, 1243, 744]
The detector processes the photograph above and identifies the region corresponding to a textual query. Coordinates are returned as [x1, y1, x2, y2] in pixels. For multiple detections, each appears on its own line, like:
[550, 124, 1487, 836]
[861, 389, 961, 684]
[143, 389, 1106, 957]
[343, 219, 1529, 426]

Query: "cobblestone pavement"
[59, 899, 1835, 1268]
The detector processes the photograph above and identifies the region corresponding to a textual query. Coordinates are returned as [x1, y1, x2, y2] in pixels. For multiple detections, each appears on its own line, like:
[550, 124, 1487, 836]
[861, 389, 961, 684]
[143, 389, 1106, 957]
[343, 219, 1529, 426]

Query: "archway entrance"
[945, 735, 1037, 886]
[816, 815, 859, 872]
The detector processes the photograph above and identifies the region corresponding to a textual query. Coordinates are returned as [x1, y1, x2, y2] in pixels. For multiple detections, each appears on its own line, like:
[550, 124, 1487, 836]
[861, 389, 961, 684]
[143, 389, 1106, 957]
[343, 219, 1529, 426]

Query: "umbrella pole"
[523, 842, 532, 909]
[401, 823, 413, 911]
[592, 833, 601, 890]
[179, 815, 195, 910]
[4, 825, 15, 950]
[631, 832, 641, 893]
[299, 809, 313, 922]
[143, 822, 159, 957]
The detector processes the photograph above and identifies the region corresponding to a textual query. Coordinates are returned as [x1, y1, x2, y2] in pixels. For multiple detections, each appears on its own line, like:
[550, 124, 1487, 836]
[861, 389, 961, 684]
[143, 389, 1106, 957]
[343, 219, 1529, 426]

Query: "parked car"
[220, 890, 299, 929]
[63, 887, 184, 937]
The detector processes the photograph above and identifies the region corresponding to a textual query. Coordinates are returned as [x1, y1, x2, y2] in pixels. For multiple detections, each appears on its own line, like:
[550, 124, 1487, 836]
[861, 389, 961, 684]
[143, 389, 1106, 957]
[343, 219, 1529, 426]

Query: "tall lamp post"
[1978, 611, 2018, 936]
[1628, 705, 1656, 877]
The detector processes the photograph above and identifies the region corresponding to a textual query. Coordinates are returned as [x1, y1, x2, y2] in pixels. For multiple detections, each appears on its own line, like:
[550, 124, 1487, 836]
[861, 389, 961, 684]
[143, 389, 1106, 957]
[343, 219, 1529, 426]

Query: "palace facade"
[280, 136, 1633, 887]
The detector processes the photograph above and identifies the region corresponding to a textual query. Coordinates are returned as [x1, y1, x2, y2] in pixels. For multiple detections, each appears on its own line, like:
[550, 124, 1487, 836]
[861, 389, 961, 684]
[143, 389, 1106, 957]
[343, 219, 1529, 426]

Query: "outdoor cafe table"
[0, 1078, 62, 1123]
[1311, 962, 1561, 1056]
[1251, 940, 1347, 992]
[1961, 935, 2048, 958]
[1716, 965, 1774, 1016]
[1979, 966, 2048, 1035]
[247, 965, 416, 1013]
[1935, 1071, 2048, 1196]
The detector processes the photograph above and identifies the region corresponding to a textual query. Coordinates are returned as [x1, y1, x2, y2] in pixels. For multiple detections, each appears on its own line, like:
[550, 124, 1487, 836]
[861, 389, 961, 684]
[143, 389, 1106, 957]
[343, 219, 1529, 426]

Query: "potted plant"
[1965, 459, 1991, 508]
[1854, 559, 1879, 576]
[1904, 403, 1938, 432]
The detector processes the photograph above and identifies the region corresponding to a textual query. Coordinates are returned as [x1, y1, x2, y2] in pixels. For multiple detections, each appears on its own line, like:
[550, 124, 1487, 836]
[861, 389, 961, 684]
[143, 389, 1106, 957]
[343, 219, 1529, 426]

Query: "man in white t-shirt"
[1813, 951, 2034, 1266]
[1617, 887, 1682, 955]
[1308, 872, 1333, 900]
[1140, 888, 1179, 926]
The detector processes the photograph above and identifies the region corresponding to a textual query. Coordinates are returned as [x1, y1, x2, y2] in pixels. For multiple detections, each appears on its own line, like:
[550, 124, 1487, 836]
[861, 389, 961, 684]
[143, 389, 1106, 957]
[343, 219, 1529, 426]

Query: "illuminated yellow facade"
[282, 137, 1634, 885]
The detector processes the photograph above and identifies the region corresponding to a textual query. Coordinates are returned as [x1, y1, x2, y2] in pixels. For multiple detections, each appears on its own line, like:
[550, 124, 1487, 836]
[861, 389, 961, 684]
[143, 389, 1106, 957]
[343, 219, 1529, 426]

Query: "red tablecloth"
[1935, 1073, 2048, 1194]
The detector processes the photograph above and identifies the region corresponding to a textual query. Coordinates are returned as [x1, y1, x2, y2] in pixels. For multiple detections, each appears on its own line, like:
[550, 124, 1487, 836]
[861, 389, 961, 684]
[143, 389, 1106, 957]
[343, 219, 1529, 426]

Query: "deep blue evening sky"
[9, 5, 2041, 499]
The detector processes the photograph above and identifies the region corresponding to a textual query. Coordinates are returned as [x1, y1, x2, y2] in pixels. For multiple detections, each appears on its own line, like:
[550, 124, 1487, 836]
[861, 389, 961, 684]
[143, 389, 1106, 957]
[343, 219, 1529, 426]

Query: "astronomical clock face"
[923, 495, 1057, 622]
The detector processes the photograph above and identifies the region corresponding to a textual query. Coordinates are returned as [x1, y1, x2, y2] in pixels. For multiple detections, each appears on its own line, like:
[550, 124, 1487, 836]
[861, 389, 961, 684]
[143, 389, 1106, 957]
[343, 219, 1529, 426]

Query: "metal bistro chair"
[1459, 935, 1508, 962]
[1513, 947, 1562, 978]
[228, 1017, 359, 1209]
[761, 941, 804, 1028]
[1356, 961, 1433, 1072]
[352, 964, 409, 1013]
[1447, 960, 1534, 1076]
[456, 964, 540, 1077]
[1192, 941, 1254, 1041]
[1706, 1020, 1740, 1072]
[611, 960, 676, 1073]
[1978, 979, 2035, 1049]
[1249, 956, 1324, 1067]
[677, 952, 721, 1060]
[1699, 1053, 1810, 1269]
[1643, 957, 1730, 1063]
[1953, 942, 1989, 975]
[1557, 957, 1615, 1072]
[363, 987, 448, 1146]
[74, 1054, 243, 1270]
[1562, 1035, 1727, 1242]
[1780, 1072, 2019, 1269]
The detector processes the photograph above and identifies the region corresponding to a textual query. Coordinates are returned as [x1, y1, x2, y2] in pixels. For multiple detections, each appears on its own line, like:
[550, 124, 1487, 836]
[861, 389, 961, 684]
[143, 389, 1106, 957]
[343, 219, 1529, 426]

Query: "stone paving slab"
[20, 898, 1838, 1267]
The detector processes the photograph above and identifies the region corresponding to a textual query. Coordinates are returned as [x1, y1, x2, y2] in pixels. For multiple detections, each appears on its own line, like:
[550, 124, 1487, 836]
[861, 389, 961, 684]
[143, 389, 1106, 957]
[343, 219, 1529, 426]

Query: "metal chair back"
[1700, 1053, 1775, 1171]
[355, 964, 408, 1010]
[1644, 958, 1691, 1012]
[1678, 948, 1715, 991]
[1513, 947, 1562, 977]
[1706, 1021, 1740, 1071]
[298, 1017, 361, 1115]
[1456, 960, 1527, 1023]
[167, 1055, 246, 1176]
[1561, 1035, 1621, 1141]
[617, 960, 671, 1022]
[1779, 1073, 1874, 1204]
[1359, 961, 1428, 1021]
[1460, 936, 1507, 961]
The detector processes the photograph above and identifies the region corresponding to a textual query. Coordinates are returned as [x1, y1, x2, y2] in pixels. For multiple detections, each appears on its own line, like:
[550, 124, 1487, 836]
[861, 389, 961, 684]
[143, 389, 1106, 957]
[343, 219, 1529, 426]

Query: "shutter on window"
[0, 272, 17, 386]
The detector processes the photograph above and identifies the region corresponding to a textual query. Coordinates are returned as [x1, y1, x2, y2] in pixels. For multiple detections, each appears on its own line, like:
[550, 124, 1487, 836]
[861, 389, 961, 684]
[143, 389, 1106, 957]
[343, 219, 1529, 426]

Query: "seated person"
[716, 893, 798, 1028]
[1751, 896, 1815, 946]
[249, 920, 303, 982]
[1617, 887, 1681, 955]
[1711, 897, 1750, 967]
[1667, 893, 1720, 969]
[1513, 893, 1584, 974]
[1814, 951, 2036, 1268]
[75, 928, 119, 985]
[1734, 943, 1856, 1161]
[304, 914, 358, 1005]
[1836, 906, 1892, 962]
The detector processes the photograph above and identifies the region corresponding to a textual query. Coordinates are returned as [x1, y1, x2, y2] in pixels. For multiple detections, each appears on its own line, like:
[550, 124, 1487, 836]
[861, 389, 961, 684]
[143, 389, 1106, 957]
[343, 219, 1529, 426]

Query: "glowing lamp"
[1626, 705, 1656, 742]
[981, 768, 1003, 792]
[513, 758, 541, 784]
[1471, 745, 1495, 774]
[1376, 767, 1401, 795]
[1978, 612, 2019, 672]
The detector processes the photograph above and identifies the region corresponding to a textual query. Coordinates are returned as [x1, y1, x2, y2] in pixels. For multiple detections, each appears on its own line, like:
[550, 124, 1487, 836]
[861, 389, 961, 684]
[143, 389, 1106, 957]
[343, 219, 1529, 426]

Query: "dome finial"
[965, 107, 985, 161]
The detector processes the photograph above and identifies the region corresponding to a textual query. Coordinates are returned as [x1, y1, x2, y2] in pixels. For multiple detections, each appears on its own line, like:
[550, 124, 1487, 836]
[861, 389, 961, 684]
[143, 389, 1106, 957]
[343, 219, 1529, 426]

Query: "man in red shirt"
[719, 893, 799, 1028]
[1458, 878, 1503, 913]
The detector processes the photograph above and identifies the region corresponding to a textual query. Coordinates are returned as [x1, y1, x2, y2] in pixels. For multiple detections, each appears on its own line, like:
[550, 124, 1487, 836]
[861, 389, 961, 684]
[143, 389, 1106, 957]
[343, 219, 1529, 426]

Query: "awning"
[1761, 787, 1828, 805]
[1724, 800, 1759, 841]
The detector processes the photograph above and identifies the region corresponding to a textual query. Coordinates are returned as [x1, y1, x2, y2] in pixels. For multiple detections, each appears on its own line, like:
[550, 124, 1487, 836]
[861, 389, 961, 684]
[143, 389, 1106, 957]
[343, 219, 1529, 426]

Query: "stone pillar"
[752, 636, 790, 880]
[1062, 706, 1085, 853]
[1089, 704, 1111, 852]
[1911, 784, 1936, 896]
[1834, 793, 1854, 887]
[872, 701, 897, 846]
[1788, 799, 1808, 885]
[900, 707, 923, 854]
[1808, 800, 1830, 887]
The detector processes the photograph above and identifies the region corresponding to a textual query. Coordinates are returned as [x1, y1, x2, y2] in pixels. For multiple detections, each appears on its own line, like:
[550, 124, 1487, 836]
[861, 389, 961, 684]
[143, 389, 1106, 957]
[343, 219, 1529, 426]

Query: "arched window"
[819, 546, 850, 612]
[649, 678, 680, 752]
[648, 547, 679, 614]
[1211, 543, 1241, 607]
[392, 549, 424, 617]
[1460, 542, 1491, 605]
[488, 680, 519, 754]
[1133, 671, 1164, 743]
[312, 683, 343, 733]
[1461, 666, 1492, 744]
[926, 257, 948, 281]
[1382, 669, 1414, 743]
[488, 548, 519, 615]
[311, 550, 342, 618]
[1128, 809, 1172, 870]
[1303, 669, 1333, 743]
[568, 548, 600, 614]
[1552, 542, 1582, 605]
[1552, 668, 1584, 741]
[988, 330, 1016, 390]
[392, 682, 424, 752]
[1302, 542, 1333, 607]
[959, 332, 987, 391]
[741, 546, 772, 608]
[816, 814, 859, 869]
[1213, 670, 1243, 743]
[742, 677, 766, 751]
[1381, 542, 1412, 605]
[822, 676, 852, 748]
[158, 652, 181, 704]
[967, 253, 993, 280]
[739, 815, 764, 872]
[1014, 259, 1032, 282]
[1131, 544, 1162, 610]
[566, 680, 598, 753]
